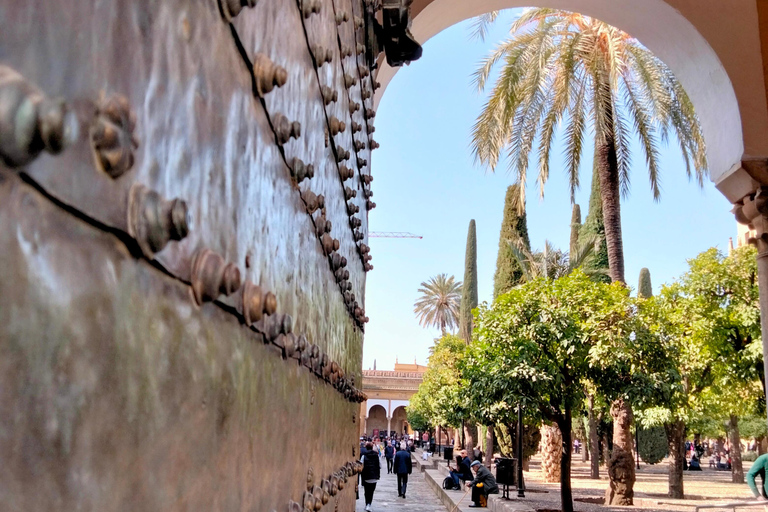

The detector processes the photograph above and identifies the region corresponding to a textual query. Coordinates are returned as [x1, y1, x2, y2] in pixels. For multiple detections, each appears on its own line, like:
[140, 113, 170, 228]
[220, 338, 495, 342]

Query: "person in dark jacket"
[448, 449, 473, 489]
[393, 442, 413, 498]
[384, 442, 395, 474]
[466, 460, 498, 508]
[360, 442, 381, 511]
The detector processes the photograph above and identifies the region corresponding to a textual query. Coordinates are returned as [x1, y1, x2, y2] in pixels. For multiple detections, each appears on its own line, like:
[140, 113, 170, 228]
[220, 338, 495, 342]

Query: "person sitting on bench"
[448, 450, 473, 490]
[465, 460, 498, 508]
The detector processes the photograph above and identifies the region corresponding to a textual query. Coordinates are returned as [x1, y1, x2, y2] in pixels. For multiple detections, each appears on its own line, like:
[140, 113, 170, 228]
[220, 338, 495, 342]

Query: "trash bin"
[443, 446, 454, 461]
[495, 457, 516, 486]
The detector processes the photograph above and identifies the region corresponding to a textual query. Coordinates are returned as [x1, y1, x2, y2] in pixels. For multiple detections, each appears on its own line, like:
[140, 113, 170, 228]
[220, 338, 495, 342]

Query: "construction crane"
[369, 232, 423, 239]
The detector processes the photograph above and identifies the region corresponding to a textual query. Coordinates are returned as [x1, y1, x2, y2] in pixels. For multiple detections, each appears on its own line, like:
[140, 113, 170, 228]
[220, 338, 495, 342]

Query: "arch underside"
[374, 0, 768, 202]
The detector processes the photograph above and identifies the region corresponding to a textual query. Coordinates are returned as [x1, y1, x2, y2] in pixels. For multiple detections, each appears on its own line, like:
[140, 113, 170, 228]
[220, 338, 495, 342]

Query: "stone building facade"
[360, 361, 426, 438]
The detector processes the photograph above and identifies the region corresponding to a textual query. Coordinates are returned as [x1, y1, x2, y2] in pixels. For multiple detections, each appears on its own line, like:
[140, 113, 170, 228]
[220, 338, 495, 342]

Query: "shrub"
[743, 451, 759, 462]
[637, 426, 668, 465]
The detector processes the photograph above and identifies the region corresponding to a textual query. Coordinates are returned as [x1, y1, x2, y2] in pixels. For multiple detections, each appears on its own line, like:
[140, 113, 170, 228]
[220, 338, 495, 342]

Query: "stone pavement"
[355, 463, 449, 512]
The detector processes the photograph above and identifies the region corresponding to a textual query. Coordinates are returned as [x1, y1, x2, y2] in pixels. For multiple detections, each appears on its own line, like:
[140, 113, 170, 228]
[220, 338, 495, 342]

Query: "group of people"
[357, 435, 499, 509]
[358, 437, 413, 512]
[446, 449, 499, 508]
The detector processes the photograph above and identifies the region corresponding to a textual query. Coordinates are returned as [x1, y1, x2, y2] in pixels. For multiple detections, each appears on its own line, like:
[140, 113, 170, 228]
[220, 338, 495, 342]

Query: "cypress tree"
[580, 172, 610, 283]
[570, 204, 581, 257]
[493, 184, 531, 299]
[638, 268, 652, 298]
[459, 220, 478, 343]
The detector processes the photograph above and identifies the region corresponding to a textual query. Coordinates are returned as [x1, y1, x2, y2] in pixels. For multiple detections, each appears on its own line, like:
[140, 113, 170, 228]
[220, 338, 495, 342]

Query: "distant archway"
[391, 406, 409, 436]
[367, 404, 388, 437]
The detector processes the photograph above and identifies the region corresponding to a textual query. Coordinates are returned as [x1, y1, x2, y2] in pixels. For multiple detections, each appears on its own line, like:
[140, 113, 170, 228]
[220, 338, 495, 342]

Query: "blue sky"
[362, 12, 737, 371]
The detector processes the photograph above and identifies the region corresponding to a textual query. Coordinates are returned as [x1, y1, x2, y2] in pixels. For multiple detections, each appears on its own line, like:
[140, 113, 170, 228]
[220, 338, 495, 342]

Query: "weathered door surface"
[0, 0, 419, 510]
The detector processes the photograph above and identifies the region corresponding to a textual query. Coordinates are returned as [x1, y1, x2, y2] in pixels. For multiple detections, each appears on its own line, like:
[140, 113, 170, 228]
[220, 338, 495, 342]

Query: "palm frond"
[469, 11, 500, 42]
[472, 8, 708, 218]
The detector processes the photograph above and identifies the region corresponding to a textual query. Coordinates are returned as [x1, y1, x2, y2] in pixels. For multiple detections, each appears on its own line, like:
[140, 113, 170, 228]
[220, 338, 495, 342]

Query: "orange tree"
[463, 271, 673, 512]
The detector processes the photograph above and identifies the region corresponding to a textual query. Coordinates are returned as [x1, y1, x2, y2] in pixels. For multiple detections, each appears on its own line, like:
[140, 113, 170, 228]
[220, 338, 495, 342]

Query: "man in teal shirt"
[747, 453, 768, 499]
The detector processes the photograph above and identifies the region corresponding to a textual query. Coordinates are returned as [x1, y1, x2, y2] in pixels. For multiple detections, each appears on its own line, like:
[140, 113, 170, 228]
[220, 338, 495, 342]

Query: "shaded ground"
[486, 455, 758, 511]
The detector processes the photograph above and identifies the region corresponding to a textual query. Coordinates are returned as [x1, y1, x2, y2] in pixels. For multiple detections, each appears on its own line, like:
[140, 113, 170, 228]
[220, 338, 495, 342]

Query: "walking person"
[466, 460, 499, 508]
[747, 453, 768, 499]
[394, 441, 413, 499]
[384, 441, 395, 474]
[360, 441, 381, 511]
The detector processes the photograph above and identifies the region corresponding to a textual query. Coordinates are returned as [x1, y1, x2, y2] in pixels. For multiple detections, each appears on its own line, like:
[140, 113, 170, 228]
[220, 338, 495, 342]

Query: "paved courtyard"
[355, 466, 450, 512]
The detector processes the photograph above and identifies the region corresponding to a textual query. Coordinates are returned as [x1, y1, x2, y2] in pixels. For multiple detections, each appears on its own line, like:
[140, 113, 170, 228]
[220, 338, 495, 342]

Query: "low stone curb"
[415, 456, 536, 512]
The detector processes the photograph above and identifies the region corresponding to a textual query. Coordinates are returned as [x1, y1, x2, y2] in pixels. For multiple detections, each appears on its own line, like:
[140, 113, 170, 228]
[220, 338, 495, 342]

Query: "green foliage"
[406, 403, 431, 433]
[737, 415, 768, 440]
[493, 185, 530, 299]
[638, 268, 652, 298]
[459, 220, 479, 343]
[743, 451, 759, 462]
[637, 426, 668, 464]
[409, 335, 468, 428]
[666, 247, 763, 421]
[414, 274, 462, 333]
[572, 415, 587, 442]
[638, 246, 763, 445]
[465, 272, 640, 428]
[579, 172, 610, 284]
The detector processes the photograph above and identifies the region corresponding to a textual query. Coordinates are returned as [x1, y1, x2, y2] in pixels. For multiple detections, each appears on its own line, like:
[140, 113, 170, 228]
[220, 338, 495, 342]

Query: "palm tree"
[471, 16, 706, 503]
[471, 9, 707, 285]
[506, 235, 602, 282]
[413, 274, 462, 334]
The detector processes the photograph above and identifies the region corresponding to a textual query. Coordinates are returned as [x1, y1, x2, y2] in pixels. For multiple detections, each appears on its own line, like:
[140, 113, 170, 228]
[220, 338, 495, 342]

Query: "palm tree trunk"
[595, 123, 626, 284]
[605, 399, 635, 505]
[540, 423, 562, 483]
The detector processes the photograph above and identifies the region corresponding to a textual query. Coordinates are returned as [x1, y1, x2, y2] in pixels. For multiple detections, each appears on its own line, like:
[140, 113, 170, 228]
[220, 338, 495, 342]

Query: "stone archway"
[391, 406, 408, 436]
[367, 404, 388, 438]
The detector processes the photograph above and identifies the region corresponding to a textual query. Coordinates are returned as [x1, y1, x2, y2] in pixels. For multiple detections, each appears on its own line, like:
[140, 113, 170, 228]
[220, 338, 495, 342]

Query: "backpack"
[443, 476, 456, 490]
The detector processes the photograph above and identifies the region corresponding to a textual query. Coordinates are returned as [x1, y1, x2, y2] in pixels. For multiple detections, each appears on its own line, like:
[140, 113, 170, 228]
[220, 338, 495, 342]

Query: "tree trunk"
[596, 128, 625, 284]
[485, 426, 494, 466]
[588, 395, 599, 479]
[540, 423, 563, 483]
[495, 425, 513, 457]
[729, 415, 744, 483]
[605, 399, 635, 505]
[664, 420, 685, 499]
[559, 410, 575, 512]
[601, 432, 611, 466]
[757, 436, 765, 455]
[464, 423, 477, 454]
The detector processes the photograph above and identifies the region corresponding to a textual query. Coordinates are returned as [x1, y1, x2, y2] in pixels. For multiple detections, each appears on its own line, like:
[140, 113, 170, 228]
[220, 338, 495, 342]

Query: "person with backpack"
[384, 441, 395, 474]
[393, 441, 413, 499]
[360, 441, 381, 511]
[446, 449, 473, 490]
